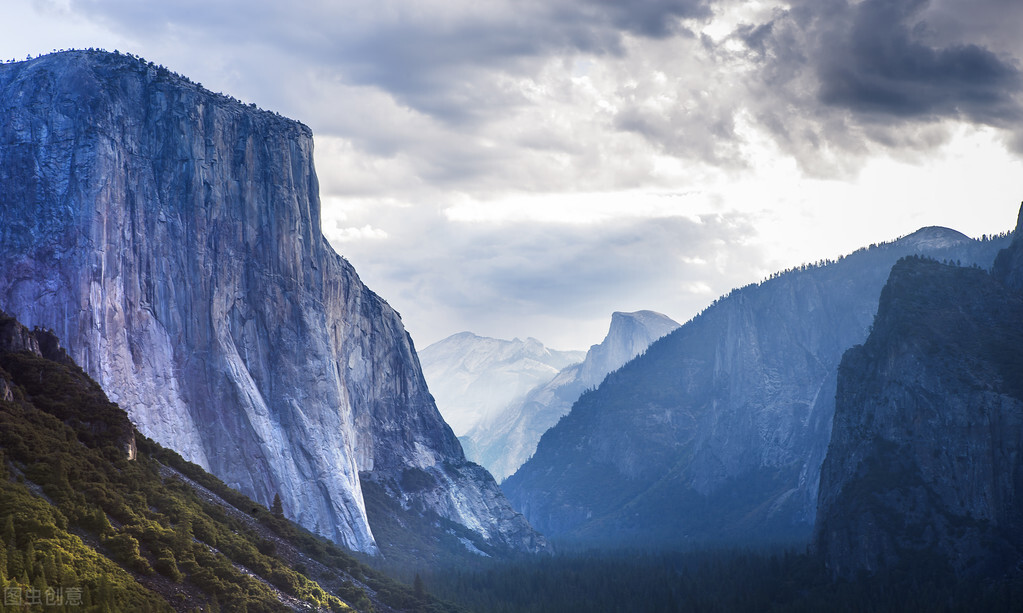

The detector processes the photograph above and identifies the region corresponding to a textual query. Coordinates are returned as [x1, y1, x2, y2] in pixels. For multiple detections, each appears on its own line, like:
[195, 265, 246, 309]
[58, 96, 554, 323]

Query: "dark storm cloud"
[336, 0, 713, 94]
[72, 0, 1023, 173]
[739, 0, 1023, 168]
[816, 0, 1021, 124]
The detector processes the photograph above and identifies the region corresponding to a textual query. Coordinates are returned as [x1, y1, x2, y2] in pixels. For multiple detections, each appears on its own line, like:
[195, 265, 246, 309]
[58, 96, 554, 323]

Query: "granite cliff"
[816, 214, 1023, 577]
[503, 227, 1010, 547]
[462, 310, 679, 481]
[0, 50, 544, 557]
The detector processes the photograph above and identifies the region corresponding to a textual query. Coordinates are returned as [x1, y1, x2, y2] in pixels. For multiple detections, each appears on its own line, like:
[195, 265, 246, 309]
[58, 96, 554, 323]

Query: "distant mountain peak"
[607, 310, 679, 334]
[896, 226, 971, 250]
[582, 310, 680, 379]
[610, 308, 673, 320]
[420, 333, 584, 436]
[456, 310, 681, 482]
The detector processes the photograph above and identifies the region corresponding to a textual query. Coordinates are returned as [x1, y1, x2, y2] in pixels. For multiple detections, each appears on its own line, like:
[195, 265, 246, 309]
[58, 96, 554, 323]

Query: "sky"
[3, 0, 1022, 351]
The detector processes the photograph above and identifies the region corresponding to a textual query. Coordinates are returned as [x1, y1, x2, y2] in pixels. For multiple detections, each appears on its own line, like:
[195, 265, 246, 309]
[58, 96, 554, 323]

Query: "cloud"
[73, 0, 713, 120]
[331, 224, 389, 243]
[68, 0, 730, 198]
[329, 206, 769, 348]
[735, 0, 1023, 172]
[11, 0, 1023, 348]
[817, 0, 1021, 123]
[572, 0, 711, 38]
[67, 0, 1023, 188]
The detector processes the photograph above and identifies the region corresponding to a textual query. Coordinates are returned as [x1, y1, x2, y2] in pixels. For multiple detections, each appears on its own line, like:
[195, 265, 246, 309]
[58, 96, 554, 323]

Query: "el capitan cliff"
[0, 50, 544, 558]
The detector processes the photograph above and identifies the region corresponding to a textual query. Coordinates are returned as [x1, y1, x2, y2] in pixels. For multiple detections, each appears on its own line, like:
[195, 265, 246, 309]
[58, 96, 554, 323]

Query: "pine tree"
[174, 516, 193, 551]
[42, 553, 57, 585]
[7, 547, 22, 579]
[24, 541, 35, 578]
[413, 572, 426, 601]
[2, 515, 14, 546]
[271, 494, 284, 519]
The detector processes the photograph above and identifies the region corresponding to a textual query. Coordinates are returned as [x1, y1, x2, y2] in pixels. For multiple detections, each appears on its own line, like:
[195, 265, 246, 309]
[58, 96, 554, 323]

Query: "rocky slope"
[816, 218, 1023, 577]
[420, 333, 583, 436]
[0, 50, 543, 558]
[463, 311, 679, 481]
[503, 227, 1011, 547]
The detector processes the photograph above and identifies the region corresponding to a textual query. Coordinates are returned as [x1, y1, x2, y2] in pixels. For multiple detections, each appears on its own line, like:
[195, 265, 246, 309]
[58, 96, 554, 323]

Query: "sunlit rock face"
[460, 310, 679, 482]
[0, 50, 544, 556]
[817, 213, 1023, 578]
[503, 227, 1010, 548]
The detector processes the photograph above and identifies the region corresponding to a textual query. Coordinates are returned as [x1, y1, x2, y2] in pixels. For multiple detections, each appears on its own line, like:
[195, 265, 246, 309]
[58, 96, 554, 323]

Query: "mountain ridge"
[503, 224, 1011, 547]
[461, 309, 680, 481]
[816, 208, 1023, 578]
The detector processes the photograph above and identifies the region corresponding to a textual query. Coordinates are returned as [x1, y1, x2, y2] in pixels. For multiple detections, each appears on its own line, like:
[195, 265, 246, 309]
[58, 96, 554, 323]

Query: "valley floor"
[404, 546, 1023, 613]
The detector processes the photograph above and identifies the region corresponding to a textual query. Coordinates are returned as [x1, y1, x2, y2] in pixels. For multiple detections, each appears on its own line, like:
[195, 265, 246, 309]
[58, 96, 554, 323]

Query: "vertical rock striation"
[0, 50, 543, 556]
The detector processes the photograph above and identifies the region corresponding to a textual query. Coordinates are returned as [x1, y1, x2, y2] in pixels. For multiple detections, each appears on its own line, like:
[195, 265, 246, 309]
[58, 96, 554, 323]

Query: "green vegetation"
[147, 441, 441, 612]
[0, 322, 443, 612]
[1, 477, 170, 612]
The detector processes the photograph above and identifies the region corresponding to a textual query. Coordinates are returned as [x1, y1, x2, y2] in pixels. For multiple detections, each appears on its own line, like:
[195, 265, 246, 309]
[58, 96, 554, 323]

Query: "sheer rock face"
[503, 228, 1010, 547]
[817, 217, 1023, 578]
[462, 310, 679, 482]
[992, 204, 1023, 292]
[0, 51, 543, 555]
[576, 311, 681, 387]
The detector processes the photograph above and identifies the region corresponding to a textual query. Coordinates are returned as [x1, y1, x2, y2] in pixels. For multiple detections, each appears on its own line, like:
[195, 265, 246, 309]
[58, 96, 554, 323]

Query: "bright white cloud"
[331, 225, 390, 243]
[444, 191, 709, 224]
